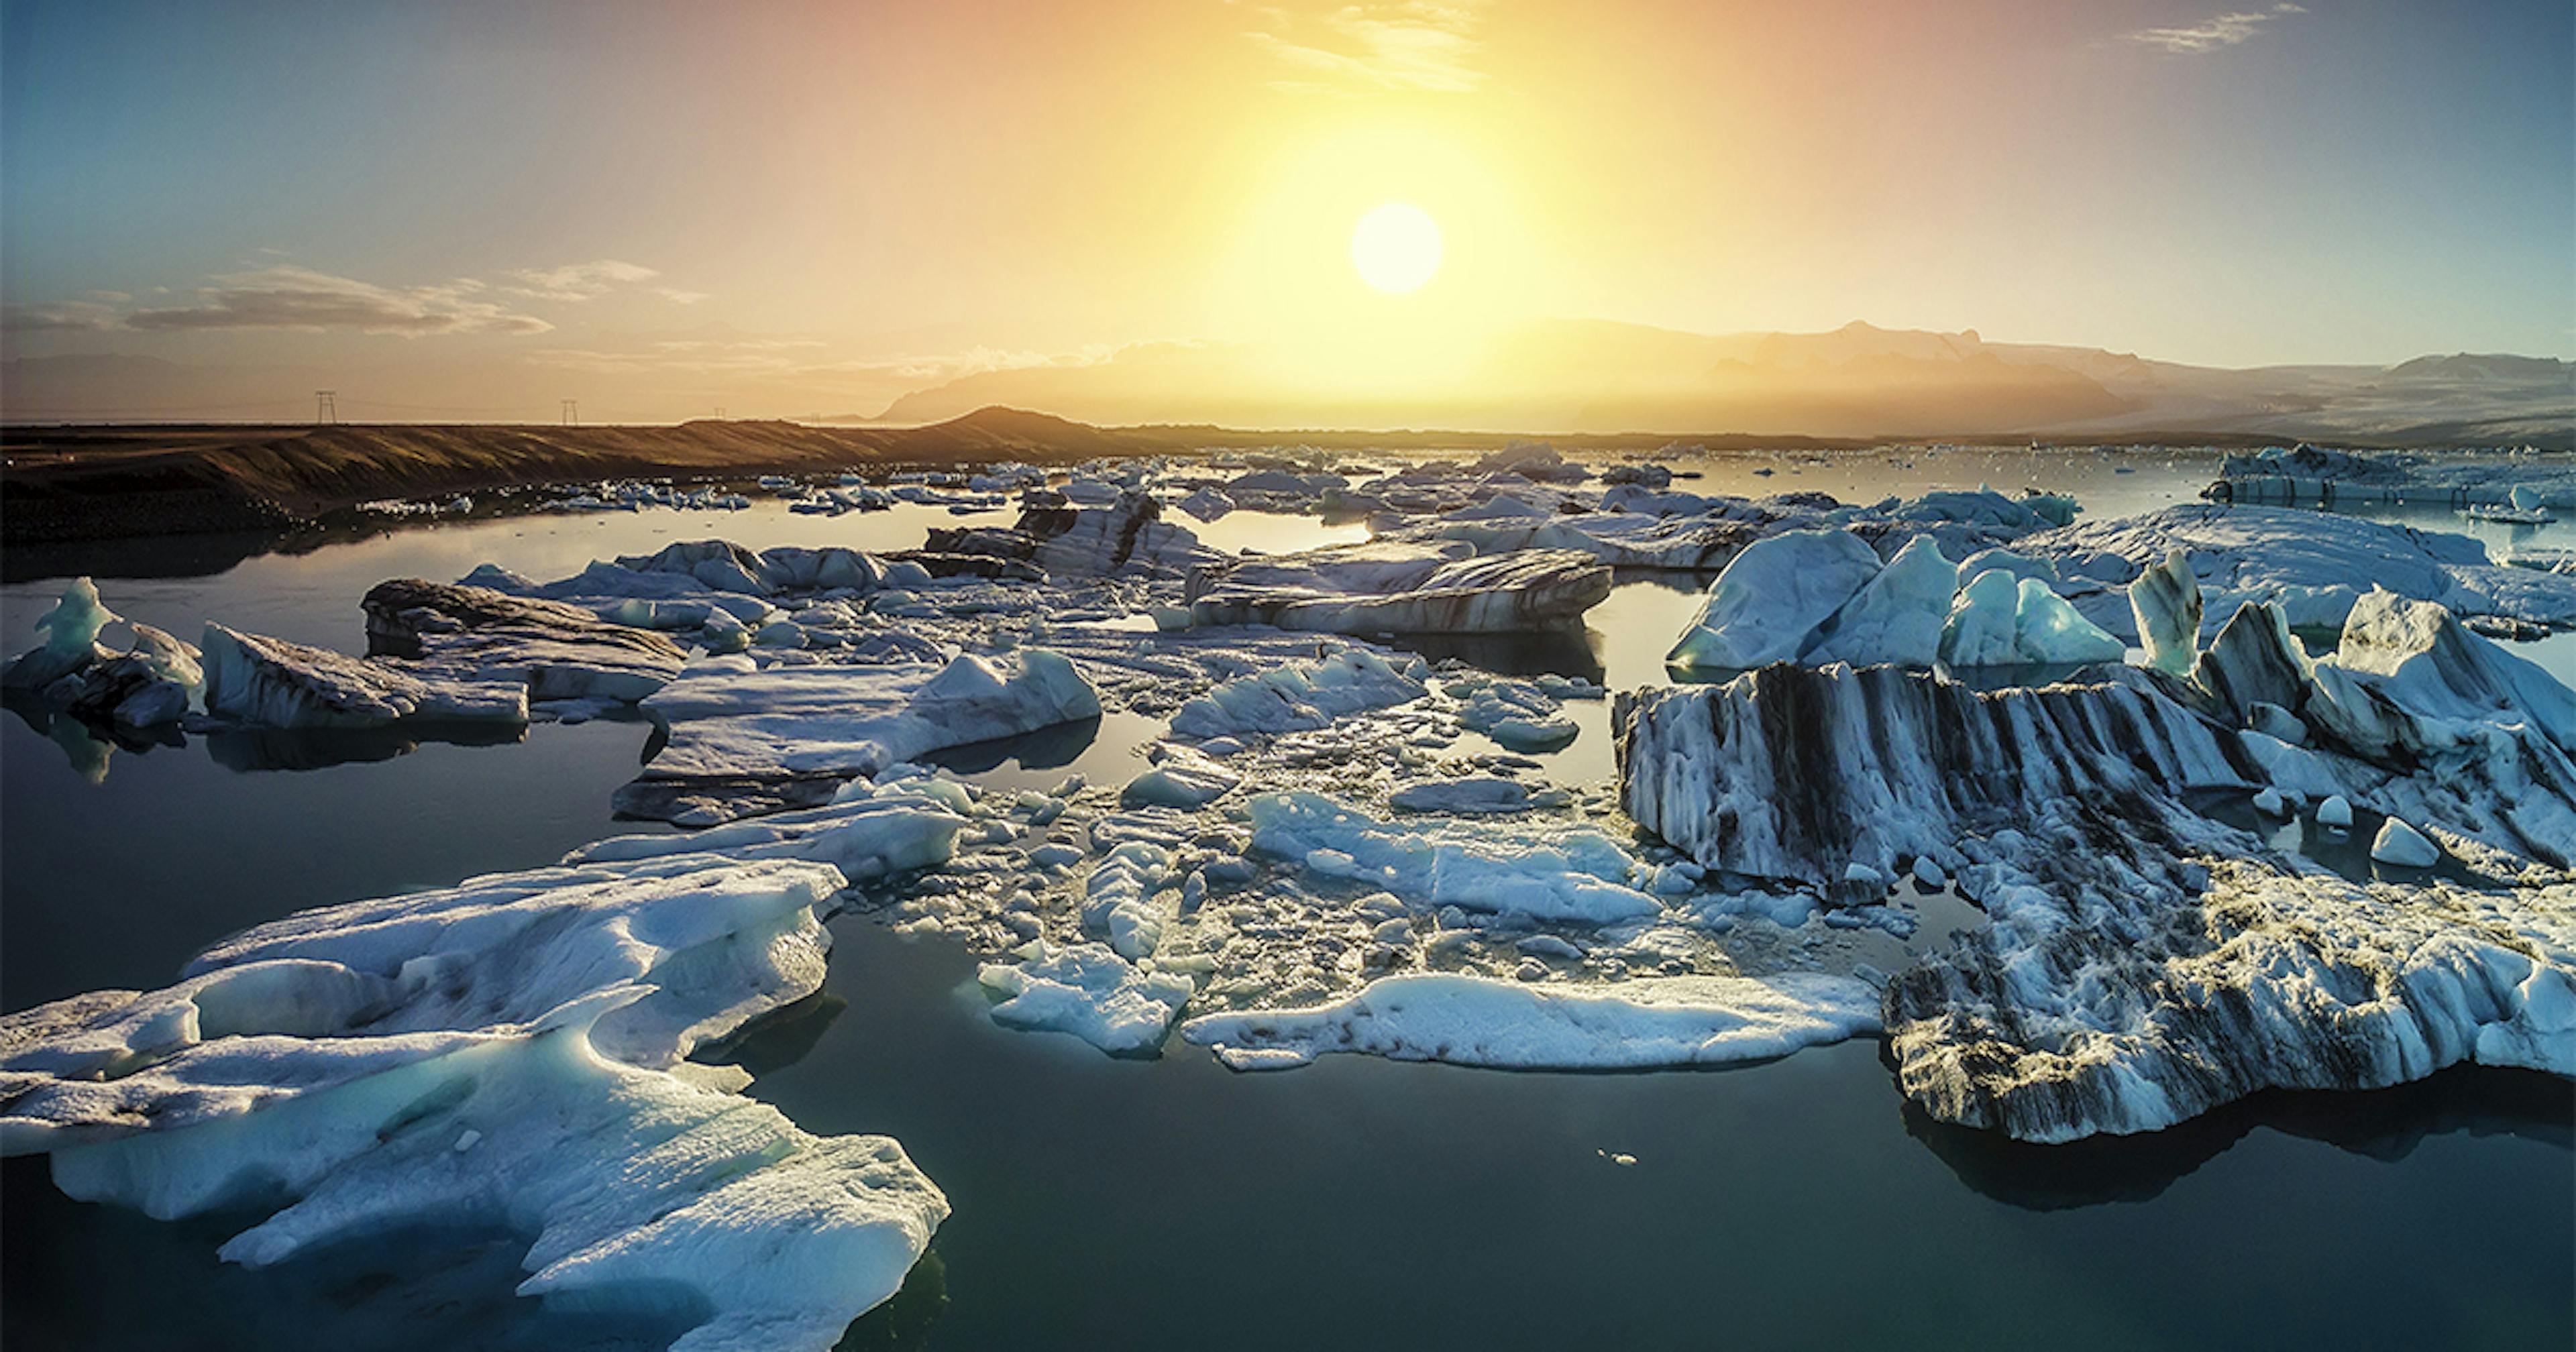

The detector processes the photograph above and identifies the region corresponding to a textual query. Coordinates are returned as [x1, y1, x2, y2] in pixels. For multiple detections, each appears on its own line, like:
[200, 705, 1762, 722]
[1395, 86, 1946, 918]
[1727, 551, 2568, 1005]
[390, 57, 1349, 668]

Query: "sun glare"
[1351, 203, 1443, 294]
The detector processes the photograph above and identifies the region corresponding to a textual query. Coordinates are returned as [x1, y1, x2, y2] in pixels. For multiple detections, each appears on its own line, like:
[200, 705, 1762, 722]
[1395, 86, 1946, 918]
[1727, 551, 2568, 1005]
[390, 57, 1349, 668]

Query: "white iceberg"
[1181, 970, 1880, 1071]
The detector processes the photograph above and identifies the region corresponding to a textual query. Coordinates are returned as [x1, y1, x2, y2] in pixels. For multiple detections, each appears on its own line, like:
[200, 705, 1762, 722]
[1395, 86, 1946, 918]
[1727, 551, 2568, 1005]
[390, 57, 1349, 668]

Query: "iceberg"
[1184, 541, 1611, 635]
[614, 649, 1102, 824]
[979, 942, 1194, 1055]
[201, 623, 529, 728]
[1803, 535, 1957, 668]
[3, 575, 119, 690]
[1666, 528, 1882, 671]
[0, 838, 953, 1351]
[1181, 970, 1880, 1071]
[2129, 550, 2204, 675]
[362, 578, 687, 708]
[1165, 648, 1428, 740]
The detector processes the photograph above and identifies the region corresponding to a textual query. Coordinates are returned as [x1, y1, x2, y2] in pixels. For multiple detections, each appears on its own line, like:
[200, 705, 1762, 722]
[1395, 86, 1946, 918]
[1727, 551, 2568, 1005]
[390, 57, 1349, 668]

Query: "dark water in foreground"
[3, 464, 2573, 1349]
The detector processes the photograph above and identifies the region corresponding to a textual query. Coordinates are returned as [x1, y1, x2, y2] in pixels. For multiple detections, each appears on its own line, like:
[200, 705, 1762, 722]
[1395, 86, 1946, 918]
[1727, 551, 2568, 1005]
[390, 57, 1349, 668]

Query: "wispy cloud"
[3, 257, 703, 339]
[123, 266, 553, 335]
[498, 258, 663, 302]
[1240, 1, 1488, 94]
[2123, 3, 2306, 54]
[528, 339, 1092, 386]
[0, 300, 124, 333]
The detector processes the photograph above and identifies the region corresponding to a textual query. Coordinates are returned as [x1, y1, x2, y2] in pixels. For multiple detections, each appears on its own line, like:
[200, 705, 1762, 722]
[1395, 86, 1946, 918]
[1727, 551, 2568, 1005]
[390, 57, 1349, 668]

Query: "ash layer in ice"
[1618, 564, 2574, 1141]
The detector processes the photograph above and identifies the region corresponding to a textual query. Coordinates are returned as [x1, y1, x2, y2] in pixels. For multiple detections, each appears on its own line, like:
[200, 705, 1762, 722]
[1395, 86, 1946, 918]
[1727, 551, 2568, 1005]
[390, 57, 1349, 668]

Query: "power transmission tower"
[561, 399, 579, 427]
[315, 390, 337, 424]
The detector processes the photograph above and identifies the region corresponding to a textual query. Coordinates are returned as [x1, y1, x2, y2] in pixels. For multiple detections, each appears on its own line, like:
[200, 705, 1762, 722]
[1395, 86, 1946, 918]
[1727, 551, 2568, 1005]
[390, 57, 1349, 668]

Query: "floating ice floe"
[978, 941, 1197, 1056]
[1165, 647, 1428, 739]
[1183, 541, 1613, 634]
[1247, 791, 1662, 925]
[201, 622, 529, 729]
[362, 578, 687, 710]
[0, 813, 959, 1351]
[3, 579, 204, 727]
[1182, 969, 1881, 1071]
[614, 649, 1102, 824]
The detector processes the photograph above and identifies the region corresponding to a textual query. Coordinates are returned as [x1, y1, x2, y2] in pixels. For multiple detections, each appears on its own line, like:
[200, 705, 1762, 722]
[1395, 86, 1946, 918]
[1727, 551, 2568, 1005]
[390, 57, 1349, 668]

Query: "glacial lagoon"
[3, 447, 2570, 1350]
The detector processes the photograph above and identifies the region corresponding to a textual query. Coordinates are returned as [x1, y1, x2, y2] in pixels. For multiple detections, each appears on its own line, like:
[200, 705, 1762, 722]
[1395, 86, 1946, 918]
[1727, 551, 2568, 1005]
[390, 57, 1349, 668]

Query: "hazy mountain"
[867, 319, 2573, 445]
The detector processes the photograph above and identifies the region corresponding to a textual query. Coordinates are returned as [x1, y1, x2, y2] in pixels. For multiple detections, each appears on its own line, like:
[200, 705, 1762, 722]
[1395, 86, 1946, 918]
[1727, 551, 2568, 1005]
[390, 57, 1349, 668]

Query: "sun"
[1351, 203, 1442, 294]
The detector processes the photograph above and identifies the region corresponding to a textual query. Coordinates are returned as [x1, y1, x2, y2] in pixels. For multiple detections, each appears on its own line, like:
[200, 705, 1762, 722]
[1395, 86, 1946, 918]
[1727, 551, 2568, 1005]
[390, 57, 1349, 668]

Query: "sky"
[1, 0, 2569, 423]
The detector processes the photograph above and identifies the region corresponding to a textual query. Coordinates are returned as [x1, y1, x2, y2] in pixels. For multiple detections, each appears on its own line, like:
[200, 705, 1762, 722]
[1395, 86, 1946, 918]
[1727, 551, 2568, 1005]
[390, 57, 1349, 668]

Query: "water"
[3, 456, 2570, 1350]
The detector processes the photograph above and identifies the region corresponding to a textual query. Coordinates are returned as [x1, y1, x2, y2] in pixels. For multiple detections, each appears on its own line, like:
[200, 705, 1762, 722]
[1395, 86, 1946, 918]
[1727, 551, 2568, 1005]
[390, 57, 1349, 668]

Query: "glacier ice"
[1803, 534, 1957, 668]
[0, 824, 959, 1350]
[3, 575, 120, 690]
[977, 940, 1194, 1054]
[1666, 528, 1883, 671]
[615, 649, 1102, 824]
[1181, 970, 1880, 1071]
[2129, 549, 2203, 675]
[1246, 791, 1663, 925]
[201, 623, 529, 728]
[1185, 541, 1612, 635]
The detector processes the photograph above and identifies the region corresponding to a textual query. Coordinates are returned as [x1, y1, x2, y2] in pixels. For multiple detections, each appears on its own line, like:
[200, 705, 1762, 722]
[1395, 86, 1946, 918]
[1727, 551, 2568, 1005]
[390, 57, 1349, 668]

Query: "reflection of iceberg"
[204, 720, 531, 774]
[1903, 1064, 2574, 1212]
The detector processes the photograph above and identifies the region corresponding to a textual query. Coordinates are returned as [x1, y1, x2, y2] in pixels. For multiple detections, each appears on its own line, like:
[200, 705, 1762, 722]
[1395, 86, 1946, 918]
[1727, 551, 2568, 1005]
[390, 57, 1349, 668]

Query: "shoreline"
[11, 404, 2526, 548]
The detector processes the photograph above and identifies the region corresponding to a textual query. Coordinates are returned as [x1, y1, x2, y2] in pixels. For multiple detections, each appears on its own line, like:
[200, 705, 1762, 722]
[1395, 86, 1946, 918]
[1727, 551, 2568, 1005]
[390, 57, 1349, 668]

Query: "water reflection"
[1901, 1062, 2574, 1211]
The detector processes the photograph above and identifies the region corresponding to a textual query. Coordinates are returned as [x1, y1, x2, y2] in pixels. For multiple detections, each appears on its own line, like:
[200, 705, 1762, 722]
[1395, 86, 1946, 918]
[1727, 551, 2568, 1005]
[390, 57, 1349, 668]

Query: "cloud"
[498, 258, 663, 302]
[527, 339, 1100, 388]
[1, 300, 124, 333]
[2122, 3, 2306, 54]
[123, 266, 553, 335]
[1241, 1, 1487, 93]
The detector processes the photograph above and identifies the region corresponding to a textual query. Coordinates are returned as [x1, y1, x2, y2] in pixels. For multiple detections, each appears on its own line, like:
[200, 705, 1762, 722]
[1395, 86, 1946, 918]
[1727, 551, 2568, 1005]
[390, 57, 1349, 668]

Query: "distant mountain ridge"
[864, 319, 2573, 445]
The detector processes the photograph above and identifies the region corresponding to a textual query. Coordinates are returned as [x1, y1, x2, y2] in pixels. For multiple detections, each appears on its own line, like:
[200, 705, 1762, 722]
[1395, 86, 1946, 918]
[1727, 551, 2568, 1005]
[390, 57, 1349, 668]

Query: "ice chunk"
[362, 579, 686, 707]
[2128, 549, 2203, 675]
[1450, 675, 1579, 752]
[616, 650, 1102, 824]
[978, 942, 1194, 1055]
[1938, 571, 2123, 668]
[201, 623, 528, 728]
[1186, 542, 1611, 635]
[1120, 746, 1242, 809]
[2316, 794, 2355, 828]
[1666, 528, 1882, 671]
[1387, 777, 1534, 814]
[1166, 648, 1427, 740]
[2370, 817, 2439, 866]
[1803, 535, 1955, 668]
[3, 576, 119, 689]
[1246, 791, 1662, 924]
[52, 622, 203, 727]
[1181, 970, 1880, 1070]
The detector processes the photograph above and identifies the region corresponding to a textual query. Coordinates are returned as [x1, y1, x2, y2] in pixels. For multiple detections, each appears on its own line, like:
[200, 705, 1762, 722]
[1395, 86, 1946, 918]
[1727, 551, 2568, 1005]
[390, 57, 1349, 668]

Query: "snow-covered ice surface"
[2023, 504, 2576, 638]
[0, 796, 967, 1350]
[1181, 969, 1881, 1070]
[1183, 540, 1613, 634]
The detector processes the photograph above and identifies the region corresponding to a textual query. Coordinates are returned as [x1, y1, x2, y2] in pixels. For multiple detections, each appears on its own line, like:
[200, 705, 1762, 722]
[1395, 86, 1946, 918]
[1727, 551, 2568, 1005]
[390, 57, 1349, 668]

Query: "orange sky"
[2, 0, 2569, 422]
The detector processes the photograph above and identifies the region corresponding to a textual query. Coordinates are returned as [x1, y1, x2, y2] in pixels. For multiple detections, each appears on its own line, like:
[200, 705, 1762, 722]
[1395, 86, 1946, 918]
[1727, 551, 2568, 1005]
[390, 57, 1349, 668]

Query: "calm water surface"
[3, 455, 2569, 1350]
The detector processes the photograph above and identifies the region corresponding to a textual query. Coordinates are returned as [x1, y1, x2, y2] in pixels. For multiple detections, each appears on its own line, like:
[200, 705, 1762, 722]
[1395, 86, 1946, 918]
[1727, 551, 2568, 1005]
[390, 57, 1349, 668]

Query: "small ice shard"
[2127, 549, 2203, 675]
[200, 623, 529, 728]
[2253, 787, 2286, 815]
[1803, 535, 1955, 669]
[977, 941, 1194, 1055]
[1667, 528, 1882, 671]
[2316, 794, 2355, 828]
[1173, 486, 1235, 522]
[1181, 970, 1881, 1071]
[1451, 675, 1578, 752]
[2370, 817, 2439, 866]
[4, 576, 120, 690]
[2247, 701, 2307, 744]
[1120, 746, 1242, 809]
